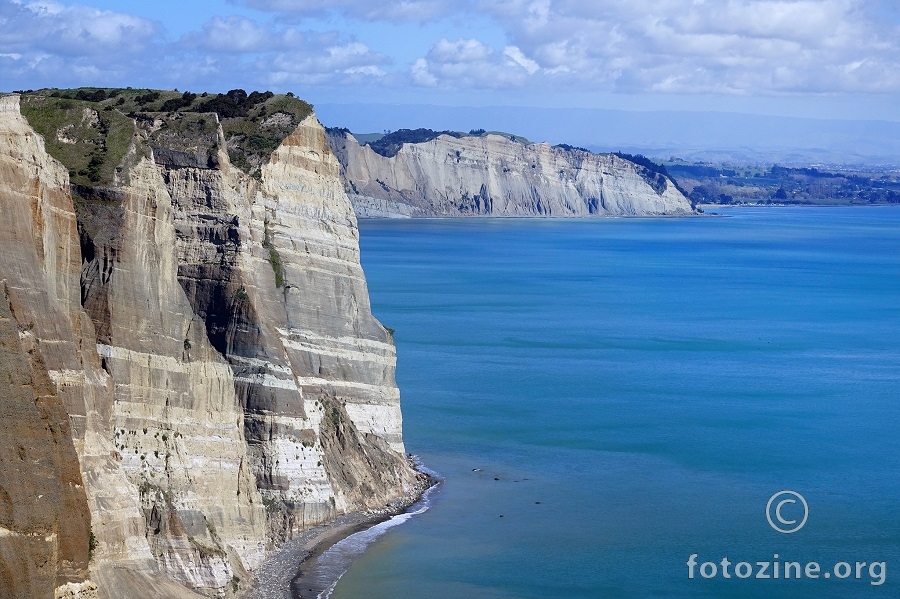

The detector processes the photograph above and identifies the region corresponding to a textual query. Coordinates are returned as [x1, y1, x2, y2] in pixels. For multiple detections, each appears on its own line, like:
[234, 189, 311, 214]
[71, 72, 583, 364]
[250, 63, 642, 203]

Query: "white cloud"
[0, 0, 166, 89]
[411, 58, 439, 86]
[238, 0, 459, 22]
[186, 16, 273, 52]
[410, 38, 547, 88]
[430, 38, 493, 62]
[503, 46, 539, 75]
[0, 0, 159, 56]
[268, 41, 390, 85]
[181, 15, 345, 55]
[0, 1, 392, 90]
[472, 0, 900, 94]
[177, 14, 392, 87]
[2, 0, 898, 101]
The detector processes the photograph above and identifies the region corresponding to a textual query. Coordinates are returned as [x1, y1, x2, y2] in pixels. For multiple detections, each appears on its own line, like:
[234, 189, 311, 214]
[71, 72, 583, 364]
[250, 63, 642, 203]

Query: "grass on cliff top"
[19, 94, 137, 187]
[336, 127, 532, 158]
[16, 88, 313, 182]
[478, 130, 531, 144]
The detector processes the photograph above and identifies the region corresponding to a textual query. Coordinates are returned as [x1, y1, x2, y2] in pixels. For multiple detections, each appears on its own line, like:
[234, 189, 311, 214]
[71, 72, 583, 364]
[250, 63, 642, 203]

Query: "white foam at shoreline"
[315, 472, 441, 598]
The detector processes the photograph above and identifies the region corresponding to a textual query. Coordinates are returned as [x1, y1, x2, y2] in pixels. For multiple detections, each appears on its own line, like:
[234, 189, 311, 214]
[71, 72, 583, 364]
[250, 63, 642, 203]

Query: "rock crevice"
[1, 93, 415, 599]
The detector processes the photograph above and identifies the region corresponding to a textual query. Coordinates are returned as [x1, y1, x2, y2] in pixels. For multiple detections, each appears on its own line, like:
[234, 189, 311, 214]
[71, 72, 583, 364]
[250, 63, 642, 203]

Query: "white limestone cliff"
[327, 130, 694, 217]
[0, 94, 418, 599]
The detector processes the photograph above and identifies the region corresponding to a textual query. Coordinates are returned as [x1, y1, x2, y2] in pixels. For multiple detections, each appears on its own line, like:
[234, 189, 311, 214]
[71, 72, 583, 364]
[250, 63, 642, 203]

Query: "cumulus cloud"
[266, 40, 391, 86]
[0, 1, 391, 90]
[3, 0, 898, 99]
[238, 0, 459, 22]
[473, 0, 900, 94]
[0, 0, 159, 56]
[184, 16, 275, 53]
[503, 46, 540, 75]
[181, 15, 340, 54]
[0, 0, 167, 89]
[410, 38, 543, 88]
[177, 18, 390, 88]
[410, 58, 439, 86]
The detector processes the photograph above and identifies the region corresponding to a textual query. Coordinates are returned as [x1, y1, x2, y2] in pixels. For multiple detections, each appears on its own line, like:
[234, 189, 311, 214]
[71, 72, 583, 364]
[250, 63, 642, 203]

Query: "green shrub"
[262, 221, 284, 288]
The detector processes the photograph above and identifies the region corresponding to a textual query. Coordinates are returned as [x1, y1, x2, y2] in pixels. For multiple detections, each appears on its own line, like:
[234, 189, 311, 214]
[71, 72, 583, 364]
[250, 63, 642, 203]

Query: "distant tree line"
[50, 88, 121, 102]
[614, 152, 689, 199]
[366, 128, 464, 157]
[553, 143, 590, 153]
[193, 89, 275, 119]
[41, 87, 306, 121]
[677, 163, 900, 205]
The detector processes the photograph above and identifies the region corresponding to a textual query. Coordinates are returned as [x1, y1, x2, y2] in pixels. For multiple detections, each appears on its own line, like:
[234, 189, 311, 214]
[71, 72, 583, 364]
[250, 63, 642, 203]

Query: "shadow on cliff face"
[318, 395, 411, 511]
[0, 284, 91, 597]
[173, 217, 258, 362]
[4, 89, 418, 598]
[75, 190, 125, 345]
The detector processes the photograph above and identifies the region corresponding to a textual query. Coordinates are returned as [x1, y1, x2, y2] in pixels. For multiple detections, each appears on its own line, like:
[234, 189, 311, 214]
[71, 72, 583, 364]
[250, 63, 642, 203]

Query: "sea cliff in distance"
[0, 87, 429, 599]
[0, 85, 702, 599]
[326, 128, 695, 218]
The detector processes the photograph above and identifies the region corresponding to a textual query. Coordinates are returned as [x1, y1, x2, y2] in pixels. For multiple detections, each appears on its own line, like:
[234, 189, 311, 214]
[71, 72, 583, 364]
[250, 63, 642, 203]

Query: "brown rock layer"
[1, 93, 416, 599]
[0, 95, 95, 598]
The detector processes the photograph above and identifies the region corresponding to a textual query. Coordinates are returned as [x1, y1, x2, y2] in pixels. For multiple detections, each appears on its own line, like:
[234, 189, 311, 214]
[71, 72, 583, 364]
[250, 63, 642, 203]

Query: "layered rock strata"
[327, 130, 694, 217]
[0, 93, 417, 599]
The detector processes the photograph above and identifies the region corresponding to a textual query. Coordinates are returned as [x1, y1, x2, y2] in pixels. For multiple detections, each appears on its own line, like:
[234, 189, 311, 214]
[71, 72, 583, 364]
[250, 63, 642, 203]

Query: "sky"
[2, 0, 899, 155]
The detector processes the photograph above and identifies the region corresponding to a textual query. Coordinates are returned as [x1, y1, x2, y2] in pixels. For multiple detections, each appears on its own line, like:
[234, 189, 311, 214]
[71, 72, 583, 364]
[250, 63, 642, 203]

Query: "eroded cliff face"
[1, 95, 112, 599]
[327, 130, 694, 217]
[0, 93, 416, 599]
[78, 153, 268, 594]
[165, 114, 415, 536]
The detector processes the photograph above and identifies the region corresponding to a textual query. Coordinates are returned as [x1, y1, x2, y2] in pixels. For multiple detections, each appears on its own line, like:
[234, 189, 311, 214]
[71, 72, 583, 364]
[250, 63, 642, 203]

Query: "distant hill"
[316, 103, 900, 168]
[667, 162, 900, 206]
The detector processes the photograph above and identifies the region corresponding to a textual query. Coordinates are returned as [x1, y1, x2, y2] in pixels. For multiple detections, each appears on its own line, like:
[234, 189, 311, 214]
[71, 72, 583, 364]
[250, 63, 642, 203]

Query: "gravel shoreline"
[242, 462, 438, 599]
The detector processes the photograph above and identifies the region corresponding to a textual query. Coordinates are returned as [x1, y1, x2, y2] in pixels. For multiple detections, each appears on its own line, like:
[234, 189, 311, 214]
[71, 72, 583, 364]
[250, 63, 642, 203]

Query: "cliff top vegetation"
[327, 127, 533, 158]
[667, 160, 900, 206]
[14, 87, 313, 185]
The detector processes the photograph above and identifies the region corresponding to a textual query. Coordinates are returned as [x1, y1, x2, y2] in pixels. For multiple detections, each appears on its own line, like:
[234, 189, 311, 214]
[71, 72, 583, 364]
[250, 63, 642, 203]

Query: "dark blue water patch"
[328, 208, 900, 599]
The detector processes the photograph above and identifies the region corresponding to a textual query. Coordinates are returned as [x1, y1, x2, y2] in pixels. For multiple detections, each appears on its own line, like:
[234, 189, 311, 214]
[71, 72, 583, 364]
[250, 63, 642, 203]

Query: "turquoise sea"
[331, 207, 900, 598]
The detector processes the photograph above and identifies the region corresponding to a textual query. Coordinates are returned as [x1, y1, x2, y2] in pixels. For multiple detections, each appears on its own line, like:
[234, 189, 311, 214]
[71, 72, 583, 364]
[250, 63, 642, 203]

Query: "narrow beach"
[243, 465, 438, 599]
